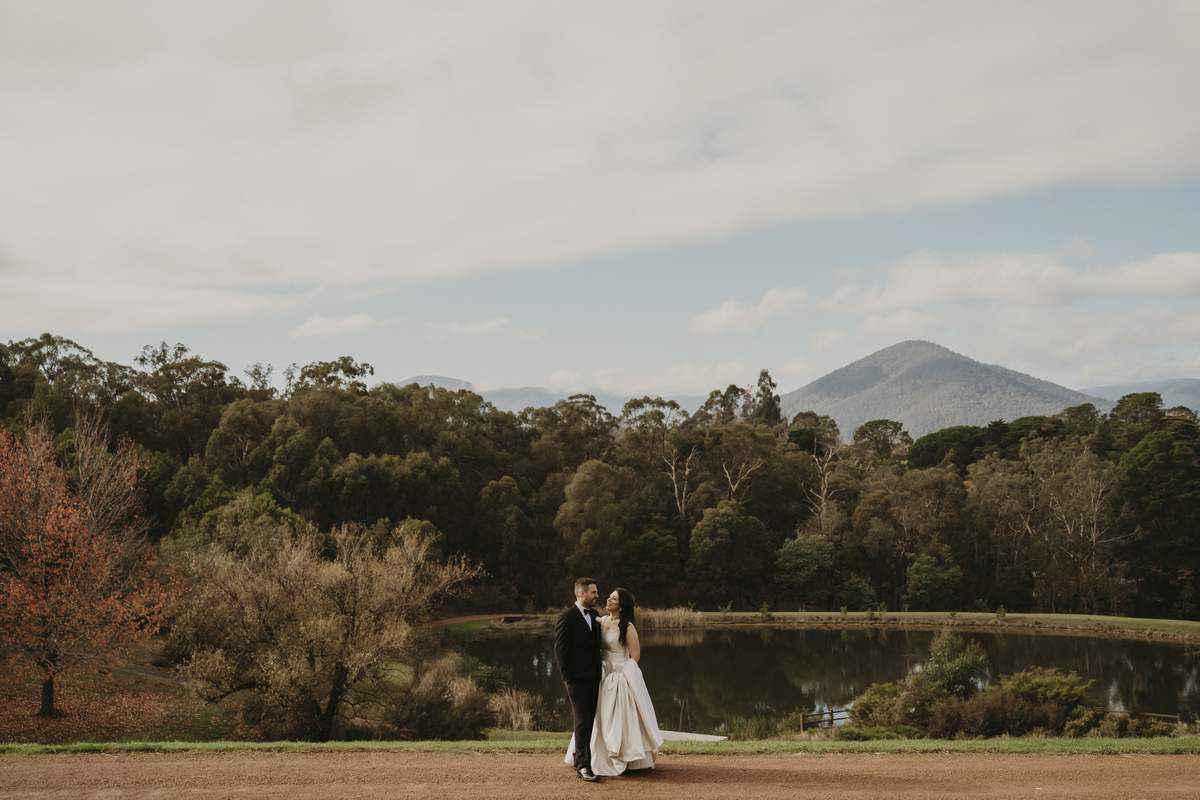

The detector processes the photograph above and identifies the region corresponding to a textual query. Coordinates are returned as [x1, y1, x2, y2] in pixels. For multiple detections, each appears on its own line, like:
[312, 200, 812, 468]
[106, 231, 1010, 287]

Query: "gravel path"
[3, 750, 1200, 799]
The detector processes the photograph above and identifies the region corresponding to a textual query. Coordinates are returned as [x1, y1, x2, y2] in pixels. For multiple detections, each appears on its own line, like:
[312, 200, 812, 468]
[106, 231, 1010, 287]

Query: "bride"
[564, 588, 724, 776]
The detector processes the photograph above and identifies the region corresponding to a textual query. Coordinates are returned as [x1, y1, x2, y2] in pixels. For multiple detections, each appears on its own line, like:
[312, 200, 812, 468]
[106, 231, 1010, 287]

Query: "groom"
[554, 576, 603, 783]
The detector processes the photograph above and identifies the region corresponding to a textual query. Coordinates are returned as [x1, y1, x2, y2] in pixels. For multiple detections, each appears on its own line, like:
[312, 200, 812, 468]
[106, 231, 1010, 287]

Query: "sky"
[2, 1, 1199, 396]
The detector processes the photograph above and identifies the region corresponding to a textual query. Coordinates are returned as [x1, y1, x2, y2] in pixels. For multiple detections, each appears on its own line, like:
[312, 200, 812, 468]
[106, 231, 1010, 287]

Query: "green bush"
[920, 630, 988, 699]
[1000, 667, 1093, 709]
[850, 681, 904, 727]
[1063, 707, 1104, 737]
[1095, 714, 1177, 738]
[379, 655, 493, 740]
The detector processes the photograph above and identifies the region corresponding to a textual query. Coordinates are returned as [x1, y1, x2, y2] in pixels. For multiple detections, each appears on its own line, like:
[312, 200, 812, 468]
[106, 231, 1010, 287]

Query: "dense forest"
[3, 332, 1199, 620]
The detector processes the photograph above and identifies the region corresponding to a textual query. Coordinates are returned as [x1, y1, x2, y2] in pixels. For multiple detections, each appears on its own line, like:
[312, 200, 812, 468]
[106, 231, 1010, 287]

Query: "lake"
[461, 626, 1200, 734]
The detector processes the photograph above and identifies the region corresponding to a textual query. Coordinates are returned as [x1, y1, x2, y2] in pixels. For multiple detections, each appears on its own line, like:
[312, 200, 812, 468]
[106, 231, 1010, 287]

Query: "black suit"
[554, 604, 602, 769]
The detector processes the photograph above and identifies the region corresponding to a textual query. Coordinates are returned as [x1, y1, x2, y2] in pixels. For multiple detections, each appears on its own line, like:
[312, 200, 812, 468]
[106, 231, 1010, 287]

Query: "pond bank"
[435, 611, 1200, 645]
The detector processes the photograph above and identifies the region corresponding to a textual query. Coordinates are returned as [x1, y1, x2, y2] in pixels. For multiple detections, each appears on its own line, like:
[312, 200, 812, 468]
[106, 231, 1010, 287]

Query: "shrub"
[999, 667, 1093, 709]
[850, 681, 904, 728]
[1063, 707, 1104, 737]
[724, 714, 779, 740]
[836, 725, 903, 741]
[380, 654, 492, 740]
[920, 631, 988, 700]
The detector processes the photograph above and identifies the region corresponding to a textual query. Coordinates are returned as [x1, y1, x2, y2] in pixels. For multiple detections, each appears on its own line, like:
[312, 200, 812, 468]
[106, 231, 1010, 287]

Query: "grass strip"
[7, 736, 1200, 757]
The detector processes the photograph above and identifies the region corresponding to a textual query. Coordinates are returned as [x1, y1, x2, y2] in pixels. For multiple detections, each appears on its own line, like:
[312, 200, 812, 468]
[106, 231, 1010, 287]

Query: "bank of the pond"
[7, 734, 1200, 757]
[437, 611, 1200, 645]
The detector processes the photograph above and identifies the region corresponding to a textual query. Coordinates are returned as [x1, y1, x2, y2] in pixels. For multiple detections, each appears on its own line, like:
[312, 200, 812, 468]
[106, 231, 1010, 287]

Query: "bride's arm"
[627, 623, 641, 662]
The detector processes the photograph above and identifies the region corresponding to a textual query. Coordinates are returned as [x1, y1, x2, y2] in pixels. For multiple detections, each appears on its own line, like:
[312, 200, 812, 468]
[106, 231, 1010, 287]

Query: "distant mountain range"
[403, 341, 1195, 439]
[1081, 378, 1200, 412]
[779, 340, 1115, 439]
[399, 375, 706, 415]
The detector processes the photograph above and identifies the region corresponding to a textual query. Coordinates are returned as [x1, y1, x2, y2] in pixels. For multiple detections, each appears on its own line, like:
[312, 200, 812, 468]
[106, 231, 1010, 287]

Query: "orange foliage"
[0, 421, 174, 716]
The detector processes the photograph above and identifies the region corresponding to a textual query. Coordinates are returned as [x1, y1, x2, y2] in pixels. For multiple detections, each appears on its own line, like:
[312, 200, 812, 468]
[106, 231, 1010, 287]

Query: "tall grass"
[638, 607, 705, 629]
[488, 689, 536, 731]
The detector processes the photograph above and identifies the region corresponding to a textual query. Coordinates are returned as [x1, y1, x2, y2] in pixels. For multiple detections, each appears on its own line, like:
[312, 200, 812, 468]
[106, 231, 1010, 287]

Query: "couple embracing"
[554, 577, 723, 783]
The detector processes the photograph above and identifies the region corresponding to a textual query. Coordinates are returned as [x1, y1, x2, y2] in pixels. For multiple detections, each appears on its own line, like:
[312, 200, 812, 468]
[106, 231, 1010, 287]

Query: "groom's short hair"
[573, 576, 597, 595]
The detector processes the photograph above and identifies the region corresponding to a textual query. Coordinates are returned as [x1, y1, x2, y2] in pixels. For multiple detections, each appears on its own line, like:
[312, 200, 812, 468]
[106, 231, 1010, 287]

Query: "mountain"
[780, 340, 1114, 439]
[1081, 378, 1200, 412]
[400, 374, 474, 391]
[399, 376, 705, 415]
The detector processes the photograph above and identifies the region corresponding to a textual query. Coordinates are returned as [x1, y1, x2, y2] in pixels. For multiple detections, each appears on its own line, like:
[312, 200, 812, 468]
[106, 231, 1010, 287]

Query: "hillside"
[780, 340, 1113, 438]
[1082, 378, 1200, 412]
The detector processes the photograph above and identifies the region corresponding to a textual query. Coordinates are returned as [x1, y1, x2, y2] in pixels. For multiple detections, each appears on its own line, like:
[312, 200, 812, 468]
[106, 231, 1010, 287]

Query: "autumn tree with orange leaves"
[0, 414, 172, 717]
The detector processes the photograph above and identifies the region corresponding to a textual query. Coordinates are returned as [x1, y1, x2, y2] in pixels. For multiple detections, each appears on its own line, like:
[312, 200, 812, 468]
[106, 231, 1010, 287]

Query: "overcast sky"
[2, 1, 1198, 394]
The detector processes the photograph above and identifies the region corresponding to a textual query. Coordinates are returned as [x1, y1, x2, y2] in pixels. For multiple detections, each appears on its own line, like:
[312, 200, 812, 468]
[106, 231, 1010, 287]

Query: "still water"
[462, 627, 1200, 733]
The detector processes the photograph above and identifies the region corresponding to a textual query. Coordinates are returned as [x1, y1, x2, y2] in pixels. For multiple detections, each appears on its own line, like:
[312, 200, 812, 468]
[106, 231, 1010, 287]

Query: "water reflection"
[462, 627, 1200, 734]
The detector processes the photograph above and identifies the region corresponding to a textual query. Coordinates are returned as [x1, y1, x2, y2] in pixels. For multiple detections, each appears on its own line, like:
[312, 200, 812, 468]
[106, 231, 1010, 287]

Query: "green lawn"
[7, 732, 1200, 757]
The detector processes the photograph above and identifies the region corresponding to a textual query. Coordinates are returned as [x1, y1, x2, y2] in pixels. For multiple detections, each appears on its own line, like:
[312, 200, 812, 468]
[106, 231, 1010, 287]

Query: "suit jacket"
[553, 604, 602, 683]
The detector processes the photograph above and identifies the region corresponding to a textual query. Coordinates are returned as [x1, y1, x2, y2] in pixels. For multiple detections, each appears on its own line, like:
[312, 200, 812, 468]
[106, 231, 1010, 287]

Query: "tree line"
[3, 332, 1199, 621]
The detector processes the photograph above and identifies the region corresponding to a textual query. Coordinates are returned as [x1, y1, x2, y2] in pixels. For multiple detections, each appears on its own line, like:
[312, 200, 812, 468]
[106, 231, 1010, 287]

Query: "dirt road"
[3, 750, 1199, 799]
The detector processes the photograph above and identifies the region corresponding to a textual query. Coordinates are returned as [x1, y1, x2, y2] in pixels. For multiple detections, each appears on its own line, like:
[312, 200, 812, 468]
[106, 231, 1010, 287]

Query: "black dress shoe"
[576, 767, 600, 782]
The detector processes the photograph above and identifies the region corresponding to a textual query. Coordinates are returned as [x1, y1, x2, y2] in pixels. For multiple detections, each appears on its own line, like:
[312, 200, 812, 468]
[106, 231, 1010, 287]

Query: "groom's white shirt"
[575, 599, 593, 630]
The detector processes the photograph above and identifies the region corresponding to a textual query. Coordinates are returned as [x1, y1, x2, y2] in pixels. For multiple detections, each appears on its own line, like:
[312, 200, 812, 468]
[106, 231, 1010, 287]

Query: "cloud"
[546, 368, 582, 389]
[690, 287, 807, 334]
[3, 3, 1198, 329]
[443, 317, 511, 336]
[289, 313, 376, 338]
[580, 361, 750, 396]
[824, 251, 1200, 313]
[0, 277, 310, 335]
[811, 328, 844, 352]
[861, 309, 935, 337]
[778, 358, 812, 381]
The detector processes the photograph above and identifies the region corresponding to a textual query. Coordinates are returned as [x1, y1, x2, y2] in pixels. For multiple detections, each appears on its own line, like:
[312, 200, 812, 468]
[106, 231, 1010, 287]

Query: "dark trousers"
[564, 678, 599, 770]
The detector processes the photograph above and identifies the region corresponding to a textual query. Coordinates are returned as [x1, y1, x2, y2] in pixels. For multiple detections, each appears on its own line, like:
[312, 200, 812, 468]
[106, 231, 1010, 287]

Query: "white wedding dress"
[564, 615, 725, 776]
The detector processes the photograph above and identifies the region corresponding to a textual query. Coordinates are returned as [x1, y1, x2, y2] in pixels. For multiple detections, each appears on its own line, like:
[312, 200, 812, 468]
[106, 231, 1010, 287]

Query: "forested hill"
[3, 332, 1199, 622]
[780, 340, 1114, 438]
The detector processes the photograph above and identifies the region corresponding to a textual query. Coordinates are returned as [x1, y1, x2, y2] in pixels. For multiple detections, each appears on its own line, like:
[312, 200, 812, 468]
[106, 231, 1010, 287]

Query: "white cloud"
[811, 328, 844, 352]
[443, 317, 510, 336]
[289, 313, 376, 338]
[546, 368, 582, 389]
[585, 361, 750, 396]
[824, 251, 1200, 313]
[778, 358, 812, 381]
[0, 277, 310, 335]
[861, 309, 935, 337]
[3, 3, 1198, 329]
[690, 287, 807, 335]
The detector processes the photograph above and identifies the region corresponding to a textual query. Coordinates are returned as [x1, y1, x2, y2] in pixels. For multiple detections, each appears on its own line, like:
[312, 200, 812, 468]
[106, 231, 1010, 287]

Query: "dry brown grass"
[638, 607, 705, 629]
[488, 689, 536, 731]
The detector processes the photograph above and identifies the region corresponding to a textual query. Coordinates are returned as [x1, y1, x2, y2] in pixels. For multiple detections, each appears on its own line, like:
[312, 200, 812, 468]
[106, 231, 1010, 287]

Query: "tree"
[687, 501, 776, 607]
[0, 417, 171, 716]
[852, 419, 913, 460]
[787, 410, 841, 457]
[284, 356, 376, 394]
[1116, 419, 1200, 617]
[903, 549, 963, 610]
[749, 369, 783, 427]
[178, 522, 478, 740]
[776, 531, 835, 608]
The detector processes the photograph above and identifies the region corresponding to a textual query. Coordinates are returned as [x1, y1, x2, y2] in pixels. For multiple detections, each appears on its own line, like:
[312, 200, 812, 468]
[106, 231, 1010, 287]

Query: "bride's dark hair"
[613, 587, 636, 646]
